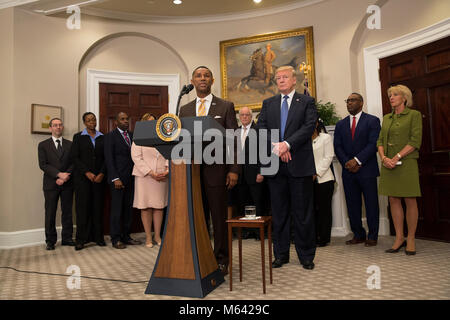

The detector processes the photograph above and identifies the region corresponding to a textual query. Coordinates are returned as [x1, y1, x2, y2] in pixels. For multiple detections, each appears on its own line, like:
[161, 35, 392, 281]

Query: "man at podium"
[179, 66, 240, 275]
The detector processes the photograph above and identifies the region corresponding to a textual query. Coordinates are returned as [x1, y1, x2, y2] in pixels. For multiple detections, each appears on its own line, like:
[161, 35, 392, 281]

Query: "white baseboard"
[0, 217, 389, 249]
[0, 226, 76, 250]
[331, 227, 350, 237]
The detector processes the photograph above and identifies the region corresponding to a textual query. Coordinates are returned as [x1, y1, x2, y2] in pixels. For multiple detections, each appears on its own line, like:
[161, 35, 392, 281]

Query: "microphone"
[181, 84, 194, 96]
[176, 84, 194, 116]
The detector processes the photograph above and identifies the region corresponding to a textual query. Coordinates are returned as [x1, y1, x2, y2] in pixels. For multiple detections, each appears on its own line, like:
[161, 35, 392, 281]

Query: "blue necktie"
[280, 95, 289, 140]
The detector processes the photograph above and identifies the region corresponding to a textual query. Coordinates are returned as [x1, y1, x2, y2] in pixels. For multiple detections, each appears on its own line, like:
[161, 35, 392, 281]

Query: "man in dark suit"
[179, 66, 240, 275]
[38, 118, 75, 250]
[71, 112, 106, 251]
[257, 65, 317, 270]
[236, 106, 265, 239]
[334, 93, 381, 246]
[104, 112, 142, 249]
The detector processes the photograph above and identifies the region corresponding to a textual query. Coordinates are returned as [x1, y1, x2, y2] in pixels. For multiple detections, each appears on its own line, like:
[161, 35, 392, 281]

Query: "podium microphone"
[176, 84, 194, 116]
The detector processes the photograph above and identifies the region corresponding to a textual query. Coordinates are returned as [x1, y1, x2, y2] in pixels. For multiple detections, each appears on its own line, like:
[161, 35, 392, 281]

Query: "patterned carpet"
[0, 234, 449, 300]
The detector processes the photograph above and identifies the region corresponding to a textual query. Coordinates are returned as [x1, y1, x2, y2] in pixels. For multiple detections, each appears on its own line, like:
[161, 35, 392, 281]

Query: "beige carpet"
[0, 235, 449, 300]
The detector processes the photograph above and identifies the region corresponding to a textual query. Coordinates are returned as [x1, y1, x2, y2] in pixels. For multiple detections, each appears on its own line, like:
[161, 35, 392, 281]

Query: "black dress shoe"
[405, 249, 416, 255]
[61, 240, 76, 246]
[75, 243, 84, 251]
[218, 264, 228, 276]
[385, 241, 406, 253]
[46, 243, 55, 250]
[301, 261, 315, 270]
[272, 258, 289, 268]
[125, 238, 142, 245]
[96, 241, 106, 247]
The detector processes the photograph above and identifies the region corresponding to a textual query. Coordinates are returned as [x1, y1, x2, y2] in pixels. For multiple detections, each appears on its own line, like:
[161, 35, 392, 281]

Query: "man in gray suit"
[38, 118, 74, 250]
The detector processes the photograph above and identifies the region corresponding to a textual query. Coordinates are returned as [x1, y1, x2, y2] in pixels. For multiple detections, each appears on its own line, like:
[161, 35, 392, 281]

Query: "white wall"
[1, 0, 449, 239]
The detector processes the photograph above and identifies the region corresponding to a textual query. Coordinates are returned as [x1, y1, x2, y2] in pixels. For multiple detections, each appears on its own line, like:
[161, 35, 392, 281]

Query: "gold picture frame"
[31, 104, 63, 134]
[220, 26, 316, 112]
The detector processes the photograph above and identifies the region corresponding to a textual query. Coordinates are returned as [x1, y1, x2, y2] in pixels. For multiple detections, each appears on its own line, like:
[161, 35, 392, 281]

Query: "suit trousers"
[75, 179, 104, 244]
[342, 174, 379, 241]
[44, 187, 73, 244]
[202, 184, 228, 266]
[313, 180, 334, 244]
[268, 163, 316, 263]
[109, 182, 134, 244]
[237, 181, 265, 217]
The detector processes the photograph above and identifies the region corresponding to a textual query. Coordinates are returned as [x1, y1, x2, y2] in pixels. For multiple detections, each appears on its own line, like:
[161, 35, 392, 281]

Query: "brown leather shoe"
[113, 241, 127, 249]
[345, 238, 366, 245]
[365, 239, 378, 247]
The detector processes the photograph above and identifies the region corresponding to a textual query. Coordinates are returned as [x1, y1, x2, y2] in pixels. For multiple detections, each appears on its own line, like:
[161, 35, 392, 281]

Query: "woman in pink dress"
[131, 113, 169, 247]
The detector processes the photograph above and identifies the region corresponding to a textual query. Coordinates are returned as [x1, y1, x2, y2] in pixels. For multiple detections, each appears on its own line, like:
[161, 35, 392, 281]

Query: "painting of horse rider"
[220, 27, 316, 111]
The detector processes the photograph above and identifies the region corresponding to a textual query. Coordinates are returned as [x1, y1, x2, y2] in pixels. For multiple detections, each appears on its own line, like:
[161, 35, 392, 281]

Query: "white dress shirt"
[279, 89, 295, 110]
[240, 123, 251, 147]
[349, 110, 363, 165]
[51, 136, 63, 149]
[196, 94, 213, 116]
[349, 110, 363, 129]
[279, 89, 296, 149]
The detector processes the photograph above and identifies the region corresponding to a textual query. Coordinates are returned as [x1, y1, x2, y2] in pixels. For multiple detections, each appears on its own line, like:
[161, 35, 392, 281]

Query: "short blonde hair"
[387, 85, 413, 107]
[141, 113, 156, 121]
[275, 65, 296, 77]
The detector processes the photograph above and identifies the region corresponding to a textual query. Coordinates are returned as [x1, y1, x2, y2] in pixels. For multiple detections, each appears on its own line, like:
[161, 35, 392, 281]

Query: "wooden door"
[99, 83, 169, 234]
[379, 36, 450, 242]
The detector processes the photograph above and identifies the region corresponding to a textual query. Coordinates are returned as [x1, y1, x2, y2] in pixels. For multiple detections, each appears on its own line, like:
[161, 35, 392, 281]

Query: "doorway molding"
[363, 18, 449, 120]
[86, 69, 180, 120]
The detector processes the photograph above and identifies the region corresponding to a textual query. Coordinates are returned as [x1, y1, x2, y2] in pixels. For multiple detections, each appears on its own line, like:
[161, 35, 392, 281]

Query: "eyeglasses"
[344, 98, 361, 103]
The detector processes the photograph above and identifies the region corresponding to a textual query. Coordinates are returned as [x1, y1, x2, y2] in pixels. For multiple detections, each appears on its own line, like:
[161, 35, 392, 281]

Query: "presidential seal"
[156, 113, 182, 142]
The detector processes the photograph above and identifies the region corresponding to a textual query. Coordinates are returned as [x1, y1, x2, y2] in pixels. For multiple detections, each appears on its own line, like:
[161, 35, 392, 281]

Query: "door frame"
[87, 68, 180, 123]
[363, 18, 449, 120]
[363, 18, 450, 236]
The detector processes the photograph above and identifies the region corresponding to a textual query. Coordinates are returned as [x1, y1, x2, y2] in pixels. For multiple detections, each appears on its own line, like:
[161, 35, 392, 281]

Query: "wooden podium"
[133, 117, 225, 298]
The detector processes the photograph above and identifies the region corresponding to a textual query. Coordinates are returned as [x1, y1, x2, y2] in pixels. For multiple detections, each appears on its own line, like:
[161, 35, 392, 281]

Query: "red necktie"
[351, 116, 356, 140]
[123, 131, 130, 146]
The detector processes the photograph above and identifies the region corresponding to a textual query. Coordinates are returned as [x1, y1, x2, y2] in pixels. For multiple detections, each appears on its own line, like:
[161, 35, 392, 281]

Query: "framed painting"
[31, 104, 63, 134]
[220, 26, 316, 111]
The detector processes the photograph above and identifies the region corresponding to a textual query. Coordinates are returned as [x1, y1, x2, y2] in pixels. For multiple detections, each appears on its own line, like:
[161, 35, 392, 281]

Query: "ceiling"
[15, 0, 324, 23]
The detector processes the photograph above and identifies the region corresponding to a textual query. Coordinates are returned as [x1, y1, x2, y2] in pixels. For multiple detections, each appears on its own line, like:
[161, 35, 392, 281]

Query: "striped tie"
[198, 99, 206, 116]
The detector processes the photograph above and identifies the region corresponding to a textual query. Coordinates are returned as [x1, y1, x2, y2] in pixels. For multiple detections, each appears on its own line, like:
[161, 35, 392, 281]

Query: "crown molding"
[0, 0, 38, 10]
[81, 0, 325, 24]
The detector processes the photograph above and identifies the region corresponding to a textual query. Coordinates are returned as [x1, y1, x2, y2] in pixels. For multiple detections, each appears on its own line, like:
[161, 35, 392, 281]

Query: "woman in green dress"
[377, 85, 422, 255]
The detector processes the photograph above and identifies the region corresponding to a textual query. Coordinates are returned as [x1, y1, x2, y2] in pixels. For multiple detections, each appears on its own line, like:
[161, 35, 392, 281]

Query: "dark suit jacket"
[104, 128, 134, 185]
[38, 137, 73, 191]
[179, 95, 240, 187]
[257, 92, 317, 177]
[333, 112, 381, 178]
[238, 122, 261, 185]
[71, 132, 106, 185]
